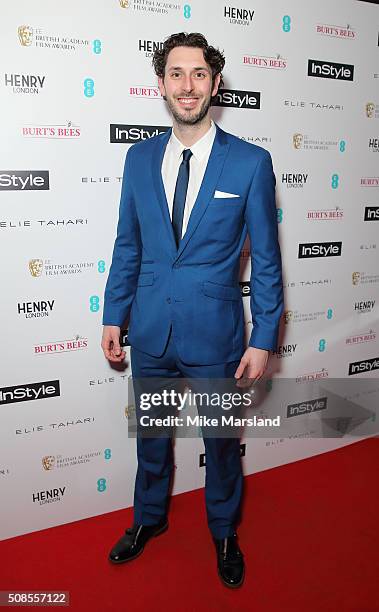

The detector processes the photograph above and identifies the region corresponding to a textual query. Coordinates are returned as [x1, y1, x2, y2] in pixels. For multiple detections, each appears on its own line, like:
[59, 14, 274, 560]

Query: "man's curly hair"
[152, 32, 225, 89]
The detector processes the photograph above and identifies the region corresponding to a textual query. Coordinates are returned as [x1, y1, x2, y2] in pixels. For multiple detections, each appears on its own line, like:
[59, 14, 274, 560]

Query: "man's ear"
[211, 73, 221, 97]
[158, 76, 166, 98]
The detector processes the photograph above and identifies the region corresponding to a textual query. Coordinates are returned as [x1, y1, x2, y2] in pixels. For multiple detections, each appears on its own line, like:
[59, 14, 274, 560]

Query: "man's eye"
[171, 72, 181, 78]
[195, 72, 206, 78]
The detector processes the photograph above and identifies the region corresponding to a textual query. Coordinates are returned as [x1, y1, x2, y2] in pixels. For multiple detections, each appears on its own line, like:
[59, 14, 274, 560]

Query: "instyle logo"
[0, 171, 49, 191]
[307, 59, 354, 81]
[0, 380, 60, 405]
[213, 88, 260, 109]
[348, 357, 379, 376]
[110, 124, 170, 143]
[287, 397, 327, 418]
[298, 242, 342, 259]
[5, 73, 46, 94]
[364, 206, 379, 220]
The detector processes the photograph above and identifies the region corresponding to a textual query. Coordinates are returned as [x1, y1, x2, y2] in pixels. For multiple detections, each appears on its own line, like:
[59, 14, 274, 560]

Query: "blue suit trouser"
[130, 325, 244, 539]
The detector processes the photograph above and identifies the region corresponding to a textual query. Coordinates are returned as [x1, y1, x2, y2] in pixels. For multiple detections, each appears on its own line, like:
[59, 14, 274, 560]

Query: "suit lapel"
[176, 125, 230, 260]
[151, 124, 230, 259]
[151, 128, 177, 255]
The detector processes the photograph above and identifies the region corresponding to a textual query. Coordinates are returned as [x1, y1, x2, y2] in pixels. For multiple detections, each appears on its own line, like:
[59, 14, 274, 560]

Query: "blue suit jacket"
[103, 124, 283, 365]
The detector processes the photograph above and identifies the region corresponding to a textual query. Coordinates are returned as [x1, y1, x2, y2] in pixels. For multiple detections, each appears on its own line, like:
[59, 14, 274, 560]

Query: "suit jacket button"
[166, 298, 171, 303]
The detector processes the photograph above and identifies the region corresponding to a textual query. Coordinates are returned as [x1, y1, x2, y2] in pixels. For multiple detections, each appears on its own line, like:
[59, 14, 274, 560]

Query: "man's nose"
[182, 75, 194, 92]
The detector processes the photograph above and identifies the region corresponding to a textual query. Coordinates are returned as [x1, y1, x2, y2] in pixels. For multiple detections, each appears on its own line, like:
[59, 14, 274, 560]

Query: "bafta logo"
[352, 271, 361, 286]
[293, 133, 303, 149]
[42, 456, 55, 471]
[29, 259, 43, 277]
[119, 0, 130, 7]
[366, 102, 375, 119]
[284, 310, 293, 324]
[18, 25, 33, 46]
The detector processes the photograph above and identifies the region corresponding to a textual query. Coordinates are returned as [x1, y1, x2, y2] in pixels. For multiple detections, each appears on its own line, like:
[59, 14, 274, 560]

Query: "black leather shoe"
[214, 533, 245, 588]
[108, 519, 168, 564]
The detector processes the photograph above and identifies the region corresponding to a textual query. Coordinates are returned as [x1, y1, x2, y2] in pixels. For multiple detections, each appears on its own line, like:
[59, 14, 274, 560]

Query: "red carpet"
[1, 438, 378, 612]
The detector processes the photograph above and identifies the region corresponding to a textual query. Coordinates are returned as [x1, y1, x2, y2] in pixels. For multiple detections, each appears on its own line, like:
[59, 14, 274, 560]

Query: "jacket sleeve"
[244, 149, 284, 351]
[102, 148, 142, 326]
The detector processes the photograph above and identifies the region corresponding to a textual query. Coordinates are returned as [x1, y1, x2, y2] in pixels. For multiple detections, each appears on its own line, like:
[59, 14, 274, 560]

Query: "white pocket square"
[214, 190, 240, 198]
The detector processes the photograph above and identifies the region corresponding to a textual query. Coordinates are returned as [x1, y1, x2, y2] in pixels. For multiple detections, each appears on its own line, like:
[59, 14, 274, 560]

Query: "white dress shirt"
[161, 120, 216, 238]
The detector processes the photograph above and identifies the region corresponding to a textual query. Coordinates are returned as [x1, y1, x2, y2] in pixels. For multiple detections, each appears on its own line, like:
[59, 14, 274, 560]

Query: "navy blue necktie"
[172, 148, 193, 248]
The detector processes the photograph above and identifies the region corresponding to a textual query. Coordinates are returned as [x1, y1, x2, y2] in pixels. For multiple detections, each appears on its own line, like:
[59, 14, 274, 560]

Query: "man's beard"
[165, 94, 212, 126]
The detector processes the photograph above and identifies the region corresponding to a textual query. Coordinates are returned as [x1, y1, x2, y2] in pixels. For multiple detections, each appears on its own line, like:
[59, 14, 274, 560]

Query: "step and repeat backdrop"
[1, 0, 378, 540]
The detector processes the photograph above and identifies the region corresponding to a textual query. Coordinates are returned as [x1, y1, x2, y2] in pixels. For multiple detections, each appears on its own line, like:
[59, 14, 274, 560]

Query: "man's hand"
[101, 325, 125, 363]
[234, 346, 270, 388]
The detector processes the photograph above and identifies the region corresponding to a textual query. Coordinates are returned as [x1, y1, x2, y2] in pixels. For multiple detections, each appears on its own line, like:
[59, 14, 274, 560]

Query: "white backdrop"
[1, 0, 378, 540]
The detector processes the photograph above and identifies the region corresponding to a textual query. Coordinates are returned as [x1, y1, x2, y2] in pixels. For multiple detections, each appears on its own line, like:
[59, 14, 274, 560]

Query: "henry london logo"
[41, 450, 104, 471]
[352, 271, 379, 286]
[34, 335, 88, 356]
[284, 308, 333, 324]
[242, 54, 287, 69]
[28, 258, 96, 277]
[0, 380, 60, 405]
[120, 0, 181, 15]
[22, 122, 81, 139]
[354, 300, 375, 314]
[287, 397, 327, 418]
[316, 23, 356, 39]
[0, 171, 49, 191]
[224, 6, 254, 26]
[138, 40, 163, 57]
[361, 177, 379, 187]
[298, 242, 342, 259]
[272, 343, 297, 359]
[307, 206, 343, 220]
[365, 206, 379, 221]
[4, 73, 45, 94]
[346, 329, 376, 346]
[110, 124, 170, 143]
[18, 300, 55, 319]
[292, 133, 342, 152]
[213, 89, 260, 110]
[281, 173, 308, 188]
[348, 357, 379, 376]
[128, 86, 162, 100]
[366, 103, 379, 119]
[368, 138, 379, 153]
[307, 59, 354, 82]
[32, 487, 66, 505]
[18, 25, 90, 52]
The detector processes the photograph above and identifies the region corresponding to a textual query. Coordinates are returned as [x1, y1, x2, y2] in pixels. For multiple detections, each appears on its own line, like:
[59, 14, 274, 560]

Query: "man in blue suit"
[102, 32, 283, 587]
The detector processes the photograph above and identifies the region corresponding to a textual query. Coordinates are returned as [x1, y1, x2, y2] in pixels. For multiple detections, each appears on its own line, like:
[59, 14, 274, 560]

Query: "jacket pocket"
[137, 272, 154, 286]
[202, 281, 240, 301]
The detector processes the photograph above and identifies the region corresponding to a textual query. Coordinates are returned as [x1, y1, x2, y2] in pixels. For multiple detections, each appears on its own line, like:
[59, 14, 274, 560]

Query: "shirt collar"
[168, 120, 216, 162]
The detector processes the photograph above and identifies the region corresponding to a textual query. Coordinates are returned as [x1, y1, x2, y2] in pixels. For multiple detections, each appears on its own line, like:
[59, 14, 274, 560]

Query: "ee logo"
[84, 78, 94, 98]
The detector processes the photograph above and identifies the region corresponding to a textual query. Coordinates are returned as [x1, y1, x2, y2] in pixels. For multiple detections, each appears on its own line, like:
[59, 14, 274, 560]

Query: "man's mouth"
[176, 96, 199, 109]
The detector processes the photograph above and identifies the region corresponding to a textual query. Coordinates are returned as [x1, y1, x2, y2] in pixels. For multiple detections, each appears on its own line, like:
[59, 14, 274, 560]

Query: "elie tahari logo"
[110, 124, 170, 143]
[348, 357, 379, 376]
[307, 59, 354, 81]
[0, 380, 60, 405]
[0, 171, 49, 190]
[298, 241, 342, 259]
[213, 88, 260, 109]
